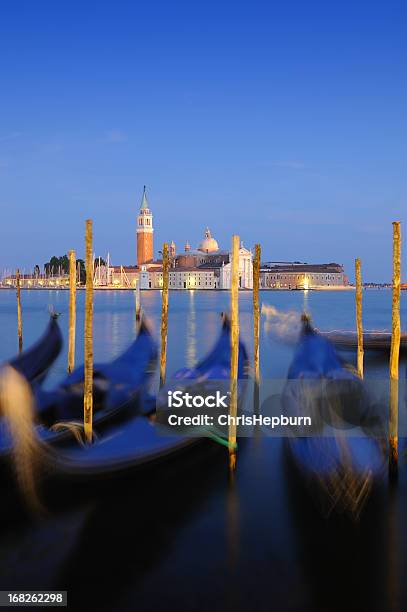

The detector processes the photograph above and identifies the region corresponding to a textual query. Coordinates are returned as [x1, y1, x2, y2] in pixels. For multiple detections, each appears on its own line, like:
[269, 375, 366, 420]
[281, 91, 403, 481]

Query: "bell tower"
[137, 186, 154, 266]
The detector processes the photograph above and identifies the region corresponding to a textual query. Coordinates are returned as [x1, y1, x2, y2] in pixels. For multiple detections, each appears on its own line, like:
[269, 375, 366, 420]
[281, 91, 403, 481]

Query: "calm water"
[0, 288, 407, 612]
[1, 287, 406, 382]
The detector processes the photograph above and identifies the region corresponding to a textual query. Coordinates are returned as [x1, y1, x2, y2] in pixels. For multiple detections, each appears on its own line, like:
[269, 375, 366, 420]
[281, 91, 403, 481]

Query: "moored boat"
[40, 316, 248, 484]
[0, 317, 158, 460]
[285, 315, 386, 518]
[6, 314, 63, 384]
[319, 329, 407, 355]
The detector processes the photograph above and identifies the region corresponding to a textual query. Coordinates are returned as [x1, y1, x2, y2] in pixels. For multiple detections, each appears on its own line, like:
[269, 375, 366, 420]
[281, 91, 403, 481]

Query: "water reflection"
[53, 446, 226, 610]
[102, 310, 120, 360]
[387, 485, 401, 612]
[303, 289, 309, 315]
[226, 472, 240, 570]
[186, 290, 197, 368]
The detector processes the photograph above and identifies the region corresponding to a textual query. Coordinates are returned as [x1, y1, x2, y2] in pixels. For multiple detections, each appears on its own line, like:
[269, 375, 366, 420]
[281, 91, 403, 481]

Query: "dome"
[198, 228, 219, 253]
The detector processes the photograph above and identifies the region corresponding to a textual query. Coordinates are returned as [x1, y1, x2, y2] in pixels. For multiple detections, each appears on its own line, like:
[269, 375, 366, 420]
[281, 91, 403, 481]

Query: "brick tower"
[137, 186, 154, 266]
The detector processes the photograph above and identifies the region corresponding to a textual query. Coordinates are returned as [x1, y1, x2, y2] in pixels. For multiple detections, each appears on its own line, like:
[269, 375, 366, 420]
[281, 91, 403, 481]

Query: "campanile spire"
[136, 186, 154, 266]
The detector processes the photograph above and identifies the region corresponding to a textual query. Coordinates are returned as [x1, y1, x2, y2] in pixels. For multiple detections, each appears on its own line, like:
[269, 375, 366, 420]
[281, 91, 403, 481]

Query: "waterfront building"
[260, 262, 346, 289]
[0, 272, 70, 289]
[139, 228, 253, 290]
[175, 229, 253, 289]
[140, 266, 219, 290]
[108, 265, 139, 288]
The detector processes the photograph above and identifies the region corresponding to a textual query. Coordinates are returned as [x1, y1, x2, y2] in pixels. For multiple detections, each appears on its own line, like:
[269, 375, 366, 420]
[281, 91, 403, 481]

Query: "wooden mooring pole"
[389, 221, 401, 476]
[355, 258, 364, 379]
[253, 244, 261, 385]
[135, 277, 141, 321]
[16, 268, 23, 353]
[159, 243, 169, 388]
[229, 235, 240, 470]
[68, 249, 77, 374]
[253, 244, 261, 418]
[84, 220, 94, 444]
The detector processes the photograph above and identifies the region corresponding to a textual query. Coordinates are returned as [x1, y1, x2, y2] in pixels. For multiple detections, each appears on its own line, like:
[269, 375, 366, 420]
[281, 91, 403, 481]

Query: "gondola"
[172, 315, 248, 381]
[284, 315, 386, 517]
[0, 318, 158, 459]
[319, 329, 407, 355]
[6, 314, 63, 384]
[44, 316, 249, 482]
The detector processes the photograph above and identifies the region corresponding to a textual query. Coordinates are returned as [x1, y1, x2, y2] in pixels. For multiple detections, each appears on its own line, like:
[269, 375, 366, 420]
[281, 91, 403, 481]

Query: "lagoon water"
[1, 288, 405, 384]
[0, 289, 407, 612]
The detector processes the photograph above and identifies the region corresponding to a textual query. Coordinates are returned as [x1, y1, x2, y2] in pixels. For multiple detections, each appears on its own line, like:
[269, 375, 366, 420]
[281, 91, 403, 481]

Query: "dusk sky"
[1, 1, 406, 281]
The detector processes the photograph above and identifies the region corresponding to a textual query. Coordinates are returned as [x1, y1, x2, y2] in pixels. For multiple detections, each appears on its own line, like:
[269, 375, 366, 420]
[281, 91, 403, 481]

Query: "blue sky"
[0, 0, 406, 281]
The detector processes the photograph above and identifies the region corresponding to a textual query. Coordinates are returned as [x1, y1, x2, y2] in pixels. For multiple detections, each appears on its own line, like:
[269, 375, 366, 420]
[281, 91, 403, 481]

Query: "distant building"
[108, 265, 138, 288]
[139, 228, 253, 290]
[140, 266, 219, 290]
[260, 262, 346, 289]
[0, 272, 70, 289]
[136, 186, 154, 266]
